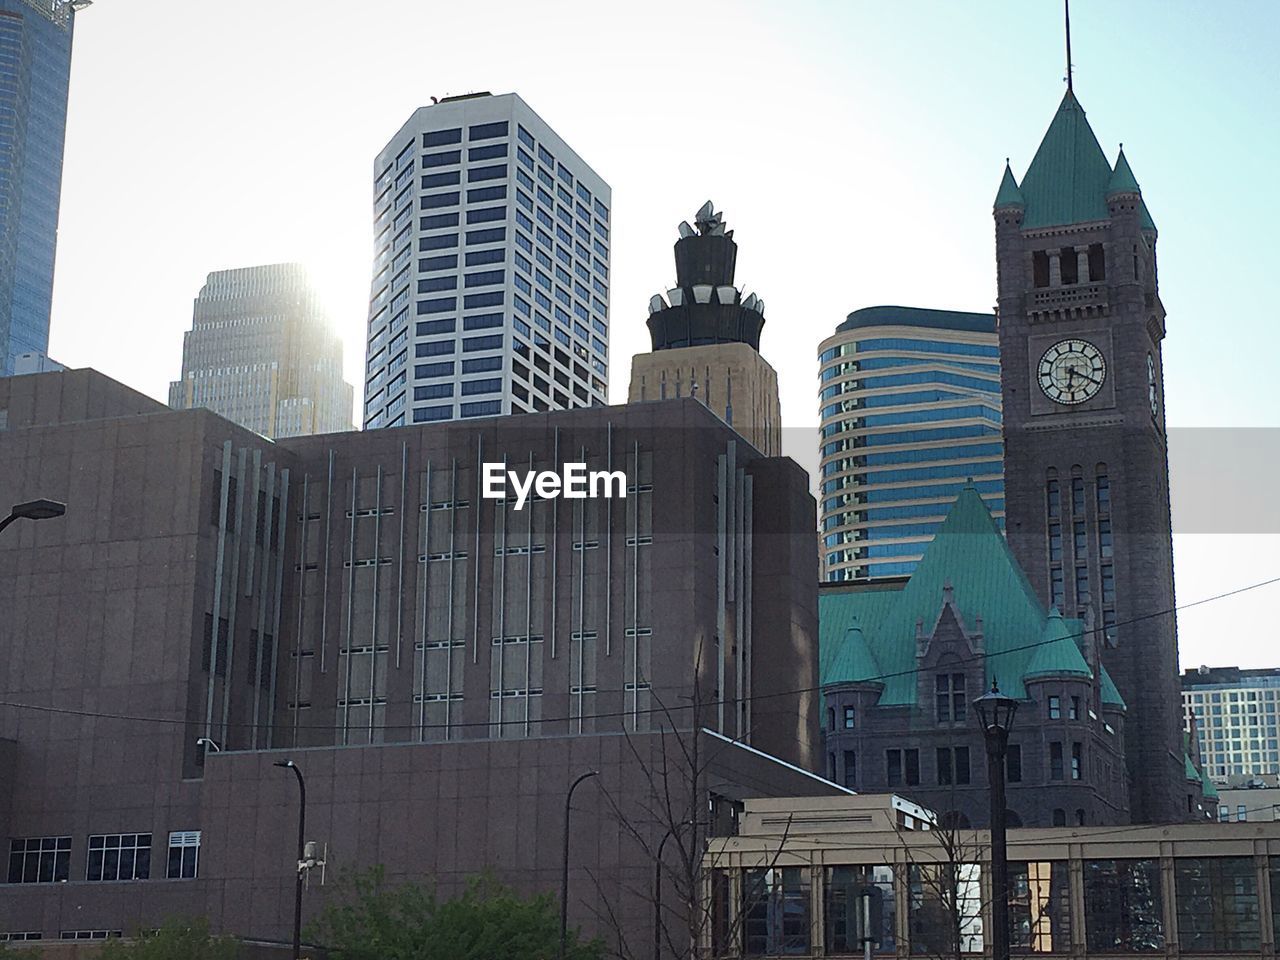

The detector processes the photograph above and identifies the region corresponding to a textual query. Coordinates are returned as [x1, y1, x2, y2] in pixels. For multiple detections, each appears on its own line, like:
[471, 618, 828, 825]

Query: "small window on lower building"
[87, 833, 152, 881]
[59, 931, 123, 940]
[167, 831, 201, 880]
[7, 836, 71, 884]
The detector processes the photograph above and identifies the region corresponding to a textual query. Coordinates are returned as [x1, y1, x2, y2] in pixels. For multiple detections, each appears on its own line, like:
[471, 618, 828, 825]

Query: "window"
[1048, 522, 1062, 561]
[7, 837, 71, 883]
[936, 746, 970, 786]
[167, 831, 200, 879]
[86, 833, 151, 882]
[1075, 566, 1090, 605]
[1048, 695, 1061, 719]
[910, 863, 983, 954]
[1050, 568, 1064, 609]
[1238, 804, 1248, 822]
[1049, 742, 1064, 780]
[1084, 859, 1163, 952]
[1052, 809, 1066, 827]
[1069, 696, 1080, 720]
[1006, 743, 1022, 783]
[469, 120, 508, 140]
[1033, 250, 1050, 287]
[420, 191, 459, 210]
[887, 748, 920, 787]
[1096, 474, 1111, 513]
[414, 361, 454, 378]
[842, 750, 856, 789]
[843, 706, 855, 729]
[1071, 477, 1085, 514]
[1175, 857, 1260, 953]
[468, 142, 508, 162]
[1009, 861, 1071, 953]
[1046, 479, 1060, 519]
[826, 866, 895, 955]
[1101, 564, 1115, 603]
[421, 170, 460, 189]
[1098, 518, 1113, 558]
[1071, 742, 1083, 780]
[423, 128, 462, 147]
[742, 867, 810, 956]
[935, 673, 966, 722]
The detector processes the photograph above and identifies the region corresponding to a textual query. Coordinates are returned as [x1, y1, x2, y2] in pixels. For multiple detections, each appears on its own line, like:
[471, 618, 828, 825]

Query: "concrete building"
[1183, 665, 1280, 783]
[993, 86, 1185, 823]
[0, 0, 87, 375]
[817, 305, 1003, 581]
[168, 264, 354, 439]
[1215, 774, 1280, 824]
[815, 484, 1210, 830]
[362, 93, 610, 430]
[704, 794, 1280, 958]
[629, 202, 781, 456]
[0, 368, 832, 950]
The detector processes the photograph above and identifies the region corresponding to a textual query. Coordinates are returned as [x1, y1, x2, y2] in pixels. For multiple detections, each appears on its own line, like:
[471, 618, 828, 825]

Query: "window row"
[6, 832, 200, 884]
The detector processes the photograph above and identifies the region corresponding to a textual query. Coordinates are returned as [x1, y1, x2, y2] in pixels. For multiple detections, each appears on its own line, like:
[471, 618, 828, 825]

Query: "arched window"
[1005, 809, 1023, 828]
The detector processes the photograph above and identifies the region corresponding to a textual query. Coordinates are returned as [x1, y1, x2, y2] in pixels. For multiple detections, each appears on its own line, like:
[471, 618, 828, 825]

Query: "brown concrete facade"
[0, 369, 833, 951]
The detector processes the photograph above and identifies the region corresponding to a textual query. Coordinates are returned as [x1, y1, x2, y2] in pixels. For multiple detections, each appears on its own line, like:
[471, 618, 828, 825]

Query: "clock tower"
[994, 89, 1189, 823]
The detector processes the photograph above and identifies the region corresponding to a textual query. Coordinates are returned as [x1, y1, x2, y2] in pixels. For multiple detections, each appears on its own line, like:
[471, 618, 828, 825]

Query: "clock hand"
[1076, 370, 1101, 386]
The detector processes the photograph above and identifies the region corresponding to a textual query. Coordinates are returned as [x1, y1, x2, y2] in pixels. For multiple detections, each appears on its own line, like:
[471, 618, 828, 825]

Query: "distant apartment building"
[168, 263, 354, 439]
[629, 201, 781, 455]
[1183, 665, 1280, 783]
[817, 305, 1004, 581]
[363, 92, 610, 429]
[0, 0, 88, 375]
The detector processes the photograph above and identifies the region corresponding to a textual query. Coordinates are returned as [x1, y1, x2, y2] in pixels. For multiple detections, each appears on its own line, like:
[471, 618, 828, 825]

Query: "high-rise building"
[0, 0, 86, 375]
[168, 263, 354, 439]
[362, 92, 610, 429]
[994, 86, 1184, 822]
[817, 306, 1003, 582]
[1183, 666, 1280, 783]
[629, 201, 781, 456]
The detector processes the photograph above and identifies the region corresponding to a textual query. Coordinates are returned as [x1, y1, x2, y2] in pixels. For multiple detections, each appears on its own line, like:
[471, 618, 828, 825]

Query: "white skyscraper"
[362, 93, 611, 428]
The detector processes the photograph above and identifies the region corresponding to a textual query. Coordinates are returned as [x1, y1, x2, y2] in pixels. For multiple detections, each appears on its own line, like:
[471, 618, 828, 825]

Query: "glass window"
[843, 706, 855, 729]
[86, 834, 152, 882]
[1048, 523, 1062, 561]
[742, 867, 810, 956]
[166, 831, 200, 880]
[1096, 474, 1111, 513]
[886, 748, 919, 787]
[423, 128, 462, 147]
[1046, 480, 1060, 519]
[936, 746, 970, 786]
[7, 837, 71, 883]
[909, 863, 983, 955]
[1048, 696, 1061, 720]
[1049, 742, 1064, 780]
[1174, 857, 1260, 953]
[1071, 742, 1082, 780]
[1009, 861, 1071, 953]
[826, 865, 895, 955]
[936, 673, 966, 722]
[468, 142, 508, 162]
[1006, 743, 1022, 783]
[468, 120, 508, 140]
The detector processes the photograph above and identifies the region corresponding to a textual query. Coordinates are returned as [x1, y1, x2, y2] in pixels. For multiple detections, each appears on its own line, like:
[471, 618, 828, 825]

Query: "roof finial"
[1064, 0, 1074, 92]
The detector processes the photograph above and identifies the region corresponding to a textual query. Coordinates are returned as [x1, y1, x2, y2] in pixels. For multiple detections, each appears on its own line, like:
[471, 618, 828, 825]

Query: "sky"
[48, 0, 1279, 668]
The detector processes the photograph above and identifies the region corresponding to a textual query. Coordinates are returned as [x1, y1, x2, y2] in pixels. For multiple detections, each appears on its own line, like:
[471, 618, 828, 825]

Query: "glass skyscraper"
[363, 92, 610, 429]
[0, 0, 83, 375]
[817, 305, 1004, 581]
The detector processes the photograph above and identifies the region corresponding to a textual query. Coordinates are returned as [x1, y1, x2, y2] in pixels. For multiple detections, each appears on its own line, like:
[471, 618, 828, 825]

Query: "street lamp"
[0, 498, 65, 535]
[653, 820, 695, 960]
[273, 759, 306, 960]
[973, 679, 1019, 960]
[560, 770, 599, 960]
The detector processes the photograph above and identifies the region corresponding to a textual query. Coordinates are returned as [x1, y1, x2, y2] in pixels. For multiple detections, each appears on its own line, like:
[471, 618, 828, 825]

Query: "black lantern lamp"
[974, 678, 1019, 960]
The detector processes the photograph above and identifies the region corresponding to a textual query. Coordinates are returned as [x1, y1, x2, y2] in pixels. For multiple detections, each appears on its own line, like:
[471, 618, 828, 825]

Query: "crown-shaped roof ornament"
[693, 200, 727, 237]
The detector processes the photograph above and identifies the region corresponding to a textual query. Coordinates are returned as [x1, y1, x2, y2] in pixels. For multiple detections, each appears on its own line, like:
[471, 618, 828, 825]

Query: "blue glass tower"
[0, 0, 81, 375]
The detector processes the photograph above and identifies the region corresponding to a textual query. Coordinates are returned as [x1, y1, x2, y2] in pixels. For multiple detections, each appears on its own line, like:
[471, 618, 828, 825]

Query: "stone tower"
[993, 90, 1187, 823]
[628, 202, 781, 455]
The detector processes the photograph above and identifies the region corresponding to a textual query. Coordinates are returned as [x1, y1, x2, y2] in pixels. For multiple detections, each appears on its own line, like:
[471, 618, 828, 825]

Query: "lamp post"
[653, 820, 694, 960]
[0, 498, 65, 536]
[273, 759, 306, 960]
[560, 770, 599, 960]
[973, 679, 1019, 960]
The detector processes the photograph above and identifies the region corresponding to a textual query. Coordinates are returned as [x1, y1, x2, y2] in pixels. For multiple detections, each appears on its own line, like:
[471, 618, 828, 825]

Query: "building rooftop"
[836, 305, 995, 336]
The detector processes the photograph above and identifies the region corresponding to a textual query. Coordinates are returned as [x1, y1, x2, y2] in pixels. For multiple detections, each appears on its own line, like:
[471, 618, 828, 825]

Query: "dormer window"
[936, 673, 967, 723]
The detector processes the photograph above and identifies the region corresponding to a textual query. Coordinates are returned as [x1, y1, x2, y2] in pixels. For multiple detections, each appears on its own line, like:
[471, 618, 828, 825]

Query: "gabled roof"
[1019, 90, 1115, 229]
[1024, 609, 1093, 680]
[819, 486, 1094, 705]
[824, 617, 883, 687]
[994, 162, 1025, 210]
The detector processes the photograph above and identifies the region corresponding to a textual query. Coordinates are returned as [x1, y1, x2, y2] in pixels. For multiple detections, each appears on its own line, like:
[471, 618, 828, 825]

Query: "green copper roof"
[994, 162, 1025, 209]
[1108, 148, 1141, 196]
[1024, 609, 1093, 680]
[1201, 766, 1219, 800]
[819, 486, 1095, 705]
[824, 617, 883, 686]
[1019, 91, 1114, 229]
[1184, 753, 1200, 783]
[1099, 664, 1127, 711]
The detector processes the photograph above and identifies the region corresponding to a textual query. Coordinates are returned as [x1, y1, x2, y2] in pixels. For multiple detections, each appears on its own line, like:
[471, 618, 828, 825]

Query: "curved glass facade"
[0, 0, 78, 375]
[817, 309, 1005, 581]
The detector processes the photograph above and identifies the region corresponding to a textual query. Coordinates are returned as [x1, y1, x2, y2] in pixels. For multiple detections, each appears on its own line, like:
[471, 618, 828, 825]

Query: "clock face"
[1037, 339, 1106, 405]
[1147, 353, 1159, 416]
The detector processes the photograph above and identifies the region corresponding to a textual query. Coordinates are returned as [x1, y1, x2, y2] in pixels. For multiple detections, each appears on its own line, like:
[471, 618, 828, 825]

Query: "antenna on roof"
[1064, 0, 1074, 92]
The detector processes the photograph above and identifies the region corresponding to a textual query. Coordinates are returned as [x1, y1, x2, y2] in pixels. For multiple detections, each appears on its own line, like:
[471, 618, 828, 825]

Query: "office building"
[0, 0, 87, 375]
[629, 201, 781, 455]
[168, 263, 354, 439]
[817, 305, 1003, 581]
[994, 85, 1185, 822]
[363, 93, 610, 430]
[704, 794, 1280, 958]
[0, 368, 830, 949]
[1183, 665, 1280, 783]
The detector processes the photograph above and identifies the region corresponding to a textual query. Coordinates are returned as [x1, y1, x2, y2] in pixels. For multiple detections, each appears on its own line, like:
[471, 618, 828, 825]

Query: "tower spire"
[1064, 0, 1074, 92]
